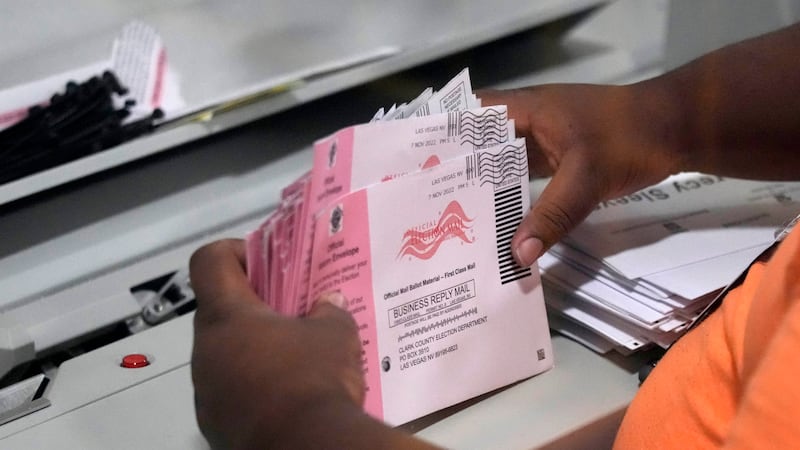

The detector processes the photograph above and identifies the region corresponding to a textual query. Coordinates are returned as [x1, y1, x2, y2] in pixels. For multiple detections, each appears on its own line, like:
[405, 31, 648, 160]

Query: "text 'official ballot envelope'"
[307, 141, 553, 425]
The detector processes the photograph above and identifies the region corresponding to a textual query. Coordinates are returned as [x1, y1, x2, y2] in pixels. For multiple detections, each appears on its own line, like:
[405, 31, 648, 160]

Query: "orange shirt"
[614, 225, 800, 449]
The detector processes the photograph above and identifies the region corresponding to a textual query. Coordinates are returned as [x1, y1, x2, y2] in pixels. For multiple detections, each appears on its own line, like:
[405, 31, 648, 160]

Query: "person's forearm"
[635, 23, 800, 180]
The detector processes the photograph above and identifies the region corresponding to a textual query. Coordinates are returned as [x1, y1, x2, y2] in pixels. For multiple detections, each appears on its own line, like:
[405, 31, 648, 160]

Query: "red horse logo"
[398, 201, 474, 260]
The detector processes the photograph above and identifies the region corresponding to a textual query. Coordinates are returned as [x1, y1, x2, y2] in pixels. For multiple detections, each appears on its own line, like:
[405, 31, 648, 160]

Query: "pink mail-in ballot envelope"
[307, 140, 553, 425]
[292, 106, 516, 313]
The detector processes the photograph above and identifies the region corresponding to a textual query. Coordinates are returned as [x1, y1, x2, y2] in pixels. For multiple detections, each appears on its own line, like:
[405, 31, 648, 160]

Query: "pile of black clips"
[0, 71, 164, 185]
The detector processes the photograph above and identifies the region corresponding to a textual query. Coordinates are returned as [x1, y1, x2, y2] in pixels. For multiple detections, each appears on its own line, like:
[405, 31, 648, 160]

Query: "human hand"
[478, 83, 684, 266]
[190, 239, 365, 449]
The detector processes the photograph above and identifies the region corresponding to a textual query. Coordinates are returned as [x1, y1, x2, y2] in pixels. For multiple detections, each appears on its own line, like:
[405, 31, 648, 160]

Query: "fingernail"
[514, 237, 543, 267]
[318, 291, 348, 309]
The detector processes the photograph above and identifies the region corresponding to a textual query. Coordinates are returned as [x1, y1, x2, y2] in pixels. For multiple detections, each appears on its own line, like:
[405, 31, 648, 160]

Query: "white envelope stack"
[540, 173, 800, 354]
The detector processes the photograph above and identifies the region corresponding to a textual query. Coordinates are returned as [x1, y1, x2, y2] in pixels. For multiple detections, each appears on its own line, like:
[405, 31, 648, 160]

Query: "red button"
[121, 354, 150, 368]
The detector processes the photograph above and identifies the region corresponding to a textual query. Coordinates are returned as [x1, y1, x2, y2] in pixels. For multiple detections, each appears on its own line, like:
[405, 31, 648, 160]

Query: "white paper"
[544, 283, 648, 352]
[561, 173, 800, 279]
[641, 244, 768, 299]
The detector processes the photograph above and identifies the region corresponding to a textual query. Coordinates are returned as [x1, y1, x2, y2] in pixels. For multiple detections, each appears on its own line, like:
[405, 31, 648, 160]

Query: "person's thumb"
[307, 291, 353, 321]
[511, 156, 601, 267]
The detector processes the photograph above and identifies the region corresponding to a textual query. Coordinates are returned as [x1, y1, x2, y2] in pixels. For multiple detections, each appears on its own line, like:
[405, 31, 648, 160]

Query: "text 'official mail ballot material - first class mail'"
[244, 69, 553, 425]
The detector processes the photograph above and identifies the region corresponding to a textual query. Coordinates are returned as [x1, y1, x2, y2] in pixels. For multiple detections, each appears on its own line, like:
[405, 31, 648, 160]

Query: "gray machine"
[2, 1, 790, 448]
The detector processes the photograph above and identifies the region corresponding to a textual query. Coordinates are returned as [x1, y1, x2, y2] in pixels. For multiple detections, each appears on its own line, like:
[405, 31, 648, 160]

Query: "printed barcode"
[465, 153, 478, 181]
[447, 111, 460, 137]
[495, 185, 532, 284]
[414, 103, 430, 117]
